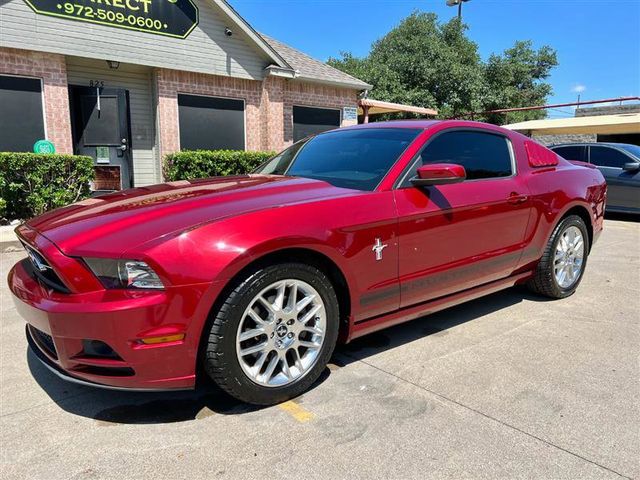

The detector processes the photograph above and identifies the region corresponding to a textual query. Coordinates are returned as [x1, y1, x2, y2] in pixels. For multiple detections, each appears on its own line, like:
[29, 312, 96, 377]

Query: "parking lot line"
[278, 400, 315, 423]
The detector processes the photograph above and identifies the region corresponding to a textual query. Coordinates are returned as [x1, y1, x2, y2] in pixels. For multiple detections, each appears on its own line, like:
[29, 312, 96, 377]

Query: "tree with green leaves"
[327, 12, 558, 125]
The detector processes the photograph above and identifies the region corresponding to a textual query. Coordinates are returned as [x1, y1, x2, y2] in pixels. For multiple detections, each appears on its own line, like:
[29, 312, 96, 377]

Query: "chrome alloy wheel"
[236, 279, 327, 387]
[554, 225, 585, 289]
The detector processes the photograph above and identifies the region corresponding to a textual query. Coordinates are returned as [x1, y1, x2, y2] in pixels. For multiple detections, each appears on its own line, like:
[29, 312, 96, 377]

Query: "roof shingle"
[260, 34, 372, 90]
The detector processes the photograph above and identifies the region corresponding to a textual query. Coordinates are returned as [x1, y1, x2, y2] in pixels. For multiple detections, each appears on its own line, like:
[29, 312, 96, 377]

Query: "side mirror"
[410, 163, 466, 187]
[623, 162, 640, 172]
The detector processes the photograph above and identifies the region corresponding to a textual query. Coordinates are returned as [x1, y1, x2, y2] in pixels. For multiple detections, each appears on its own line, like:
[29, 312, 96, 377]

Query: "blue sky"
[233, 0, 640, 117]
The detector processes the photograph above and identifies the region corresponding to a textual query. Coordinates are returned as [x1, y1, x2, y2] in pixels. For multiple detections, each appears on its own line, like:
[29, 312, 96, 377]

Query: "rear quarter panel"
[516, 159, 606, 271]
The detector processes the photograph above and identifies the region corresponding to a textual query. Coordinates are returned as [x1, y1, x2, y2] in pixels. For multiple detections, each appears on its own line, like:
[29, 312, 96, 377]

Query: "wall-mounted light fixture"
[224, 27, 233, 37]
[106, 60, 120, 70]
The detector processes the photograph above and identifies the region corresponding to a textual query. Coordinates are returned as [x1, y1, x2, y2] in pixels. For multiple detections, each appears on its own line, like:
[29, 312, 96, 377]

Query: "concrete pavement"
[1, 218, 638, 479]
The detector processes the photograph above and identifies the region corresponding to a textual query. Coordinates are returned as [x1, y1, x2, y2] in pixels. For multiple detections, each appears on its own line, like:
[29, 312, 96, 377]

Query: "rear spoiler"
[568, 160, 597, 169]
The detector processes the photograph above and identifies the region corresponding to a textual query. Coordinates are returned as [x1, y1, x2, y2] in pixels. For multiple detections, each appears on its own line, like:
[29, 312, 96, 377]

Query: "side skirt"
[348, 270, 534, 341]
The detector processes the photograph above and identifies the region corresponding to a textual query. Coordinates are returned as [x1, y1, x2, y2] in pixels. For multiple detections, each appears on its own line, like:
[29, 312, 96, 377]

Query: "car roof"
[550, 142, 638, 148]
[340, 119, 506, 131]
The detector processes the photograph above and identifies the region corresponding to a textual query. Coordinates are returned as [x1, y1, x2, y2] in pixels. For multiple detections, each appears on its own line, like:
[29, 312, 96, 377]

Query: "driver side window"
[401, 130, 514, 187]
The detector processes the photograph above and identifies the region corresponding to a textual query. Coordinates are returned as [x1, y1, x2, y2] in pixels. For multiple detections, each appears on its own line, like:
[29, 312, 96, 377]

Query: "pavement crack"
[341, 352, 632, 480]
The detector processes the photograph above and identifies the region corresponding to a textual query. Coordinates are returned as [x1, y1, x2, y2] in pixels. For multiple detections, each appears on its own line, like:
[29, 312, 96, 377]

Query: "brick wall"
[533, 133, 597, 146]
[155, 68, 360, 158]
[155, 68, 264, 159]
[0, 48, 73, 154]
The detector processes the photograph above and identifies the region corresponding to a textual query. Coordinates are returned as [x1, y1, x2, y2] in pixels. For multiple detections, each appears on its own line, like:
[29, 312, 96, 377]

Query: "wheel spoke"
[291, 348, 304, 373]
[251, 350, 269, 375]
[256, 296, 276, 316]
[286, 283, 298, 311]
[260, 354, 279, 383]
[298, 339, 321, 349]
[281, 357, 293, 380]
[239, 327, 266, 342]
[295, 294, 315, 313]
[274, 282, 286, 311]
[239, 342, 267, 357]
[299, 303, 322, 325]
[303, 325, 323, 336]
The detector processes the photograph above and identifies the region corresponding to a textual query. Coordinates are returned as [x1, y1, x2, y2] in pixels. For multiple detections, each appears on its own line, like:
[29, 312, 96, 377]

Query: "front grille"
[21, 242, 70, 293]
[29, 326, 58, 359]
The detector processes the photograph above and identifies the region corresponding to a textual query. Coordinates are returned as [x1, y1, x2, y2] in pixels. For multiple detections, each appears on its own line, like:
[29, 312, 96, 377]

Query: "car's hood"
[26, 175, 358, 256]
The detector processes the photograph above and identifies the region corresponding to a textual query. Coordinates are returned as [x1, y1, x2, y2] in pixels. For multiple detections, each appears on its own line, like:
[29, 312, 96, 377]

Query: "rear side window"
[415, 130, 513, 180]
[589, 146, 630, 168]
[552, 145, 587, 162]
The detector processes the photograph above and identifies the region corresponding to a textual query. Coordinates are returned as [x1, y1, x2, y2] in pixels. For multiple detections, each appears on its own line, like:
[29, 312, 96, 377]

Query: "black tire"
[202, 262, 339, 405]
[528, 214, 590, 299]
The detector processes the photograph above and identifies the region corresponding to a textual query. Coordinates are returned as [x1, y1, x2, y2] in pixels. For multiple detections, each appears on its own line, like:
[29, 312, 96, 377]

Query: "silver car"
[550, 143, 640, 214]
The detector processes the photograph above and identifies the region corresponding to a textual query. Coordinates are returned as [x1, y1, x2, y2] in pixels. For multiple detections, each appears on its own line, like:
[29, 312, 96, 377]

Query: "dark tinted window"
[0, 75, 45, 151]
[293, 106, 341, 142]
[256, 128, 421, 191]
[178, 94, 244, 150]
[590, 146, 632, 168]
[552, 145, 587, 162]
[80, 94, 120, 145]
[417, 130, 513, 180]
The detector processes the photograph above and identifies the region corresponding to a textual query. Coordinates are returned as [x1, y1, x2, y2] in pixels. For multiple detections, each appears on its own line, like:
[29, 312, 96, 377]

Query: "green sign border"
[23, 0, 199, 39]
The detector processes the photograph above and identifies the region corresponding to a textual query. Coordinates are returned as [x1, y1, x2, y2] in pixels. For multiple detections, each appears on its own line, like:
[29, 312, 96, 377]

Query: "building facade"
[0, 0, 370, 190]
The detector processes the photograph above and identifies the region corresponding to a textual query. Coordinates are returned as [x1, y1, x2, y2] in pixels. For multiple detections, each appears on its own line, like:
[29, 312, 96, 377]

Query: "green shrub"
[164, 150, 276, 181]
[0, 153, 94, 220]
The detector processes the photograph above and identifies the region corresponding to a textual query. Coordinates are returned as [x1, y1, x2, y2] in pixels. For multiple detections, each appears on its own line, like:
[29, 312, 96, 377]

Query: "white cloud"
[571, 84, 587, 93]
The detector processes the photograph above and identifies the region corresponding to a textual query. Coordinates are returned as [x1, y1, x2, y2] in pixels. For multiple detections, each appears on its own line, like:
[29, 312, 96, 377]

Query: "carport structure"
[504, 113, 640, 136]
[358, 98, 438, 123]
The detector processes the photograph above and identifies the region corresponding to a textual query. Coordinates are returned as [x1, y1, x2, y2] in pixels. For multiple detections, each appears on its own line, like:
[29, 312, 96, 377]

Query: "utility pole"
[446, 0, 471, 21]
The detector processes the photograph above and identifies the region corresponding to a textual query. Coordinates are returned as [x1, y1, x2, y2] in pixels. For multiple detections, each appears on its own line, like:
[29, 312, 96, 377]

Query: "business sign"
[33, 139, 55, 154]
[23, 0, 199, 39]
[343, 106, 358, 122]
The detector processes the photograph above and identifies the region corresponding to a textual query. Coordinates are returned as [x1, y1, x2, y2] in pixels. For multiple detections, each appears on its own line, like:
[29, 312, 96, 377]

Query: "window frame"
[176, 91, 247, 151]
[587, 145, 634, 169]
[0, 74, 47, 150]
[292, 104, 342, 142]
[394, 127, 517, 189]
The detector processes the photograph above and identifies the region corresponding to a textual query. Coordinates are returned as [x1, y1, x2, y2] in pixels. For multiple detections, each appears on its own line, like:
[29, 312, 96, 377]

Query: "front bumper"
[9, 259, 214, 391]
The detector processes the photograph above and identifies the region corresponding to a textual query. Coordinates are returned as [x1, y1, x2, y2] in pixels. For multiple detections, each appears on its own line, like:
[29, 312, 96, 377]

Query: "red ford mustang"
[9, 120, 606, 405]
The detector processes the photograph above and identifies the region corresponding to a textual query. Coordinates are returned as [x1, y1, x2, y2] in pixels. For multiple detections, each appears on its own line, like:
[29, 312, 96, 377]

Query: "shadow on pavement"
[27, 286, 546, 424]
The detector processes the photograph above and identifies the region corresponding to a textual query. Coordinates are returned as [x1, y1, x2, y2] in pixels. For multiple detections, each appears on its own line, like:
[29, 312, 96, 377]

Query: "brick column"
[261, 76, 285, 151]
[0, 48, 73, 154]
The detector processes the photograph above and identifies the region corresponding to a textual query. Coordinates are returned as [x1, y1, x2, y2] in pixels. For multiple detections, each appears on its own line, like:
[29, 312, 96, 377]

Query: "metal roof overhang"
[504, 113, 640, 135]
[358, 99, 438, 116]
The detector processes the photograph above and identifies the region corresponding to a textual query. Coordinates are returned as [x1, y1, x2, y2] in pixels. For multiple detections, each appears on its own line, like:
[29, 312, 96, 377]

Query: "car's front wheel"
[203, 262, 339, 405]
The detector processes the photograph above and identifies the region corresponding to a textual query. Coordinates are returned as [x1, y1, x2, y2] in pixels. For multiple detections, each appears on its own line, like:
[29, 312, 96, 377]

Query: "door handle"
[507, 192, 528, 205]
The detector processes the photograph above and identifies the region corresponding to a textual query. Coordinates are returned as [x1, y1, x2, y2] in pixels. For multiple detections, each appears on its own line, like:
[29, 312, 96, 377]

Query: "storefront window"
[178, 94, 245, 151]
[0, 75, 45, 152]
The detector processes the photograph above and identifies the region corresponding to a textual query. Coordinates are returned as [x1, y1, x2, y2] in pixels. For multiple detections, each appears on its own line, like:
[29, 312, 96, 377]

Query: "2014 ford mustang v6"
[9, 120, 606, 405]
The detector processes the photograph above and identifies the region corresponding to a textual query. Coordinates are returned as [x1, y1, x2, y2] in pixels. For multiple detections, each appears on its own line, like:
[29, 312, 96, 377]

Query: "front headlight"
[83, 258, 164, 290]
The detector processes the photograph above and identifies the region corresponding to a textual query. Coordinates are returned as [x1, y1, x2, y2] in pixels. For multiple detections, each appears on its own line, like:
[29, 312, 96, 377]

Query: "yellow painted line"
[278, 401, 315, 423]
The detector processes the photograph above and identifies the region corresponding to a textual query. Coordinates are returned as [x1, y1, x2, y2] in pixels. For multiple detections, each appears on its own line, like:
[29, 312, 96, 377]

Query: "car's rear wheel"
[528, 214, 590, 298]
[202, 262, 339, 405]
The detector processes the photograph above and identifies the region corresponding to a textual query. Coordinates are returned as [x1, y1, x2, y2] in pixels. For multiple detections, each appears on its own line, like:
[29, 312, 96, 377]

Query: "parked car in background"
[550, 143, 640, 214]
[9, 121, 606, 405]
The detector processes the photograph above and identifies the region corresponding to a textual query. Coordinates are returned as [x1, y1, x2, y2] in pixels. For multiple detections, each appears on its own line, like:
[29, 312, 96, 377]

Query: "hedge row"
[164, 150, 276, 181]
[0, 153, 94, 221]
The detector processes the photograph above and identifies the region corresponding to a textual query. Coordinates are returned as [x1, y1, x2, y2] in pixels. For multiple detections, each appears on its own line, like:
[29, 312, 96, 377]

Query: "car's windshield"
[617, 144, 640, 159]
[255, 128, 422, 191]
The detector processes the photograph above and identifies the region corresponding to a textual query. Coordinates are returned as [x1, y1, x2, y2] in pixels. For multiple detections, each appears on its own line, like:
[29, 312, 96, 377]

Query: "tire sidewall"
[207, 263, 339, 405]
[549, 215, 590, 297]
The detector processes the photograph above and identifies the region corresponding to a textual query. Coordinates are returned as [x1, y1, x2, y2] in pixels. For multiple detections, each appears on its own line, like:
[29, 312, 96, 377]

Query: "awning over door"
[358, 99, 438, 123]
